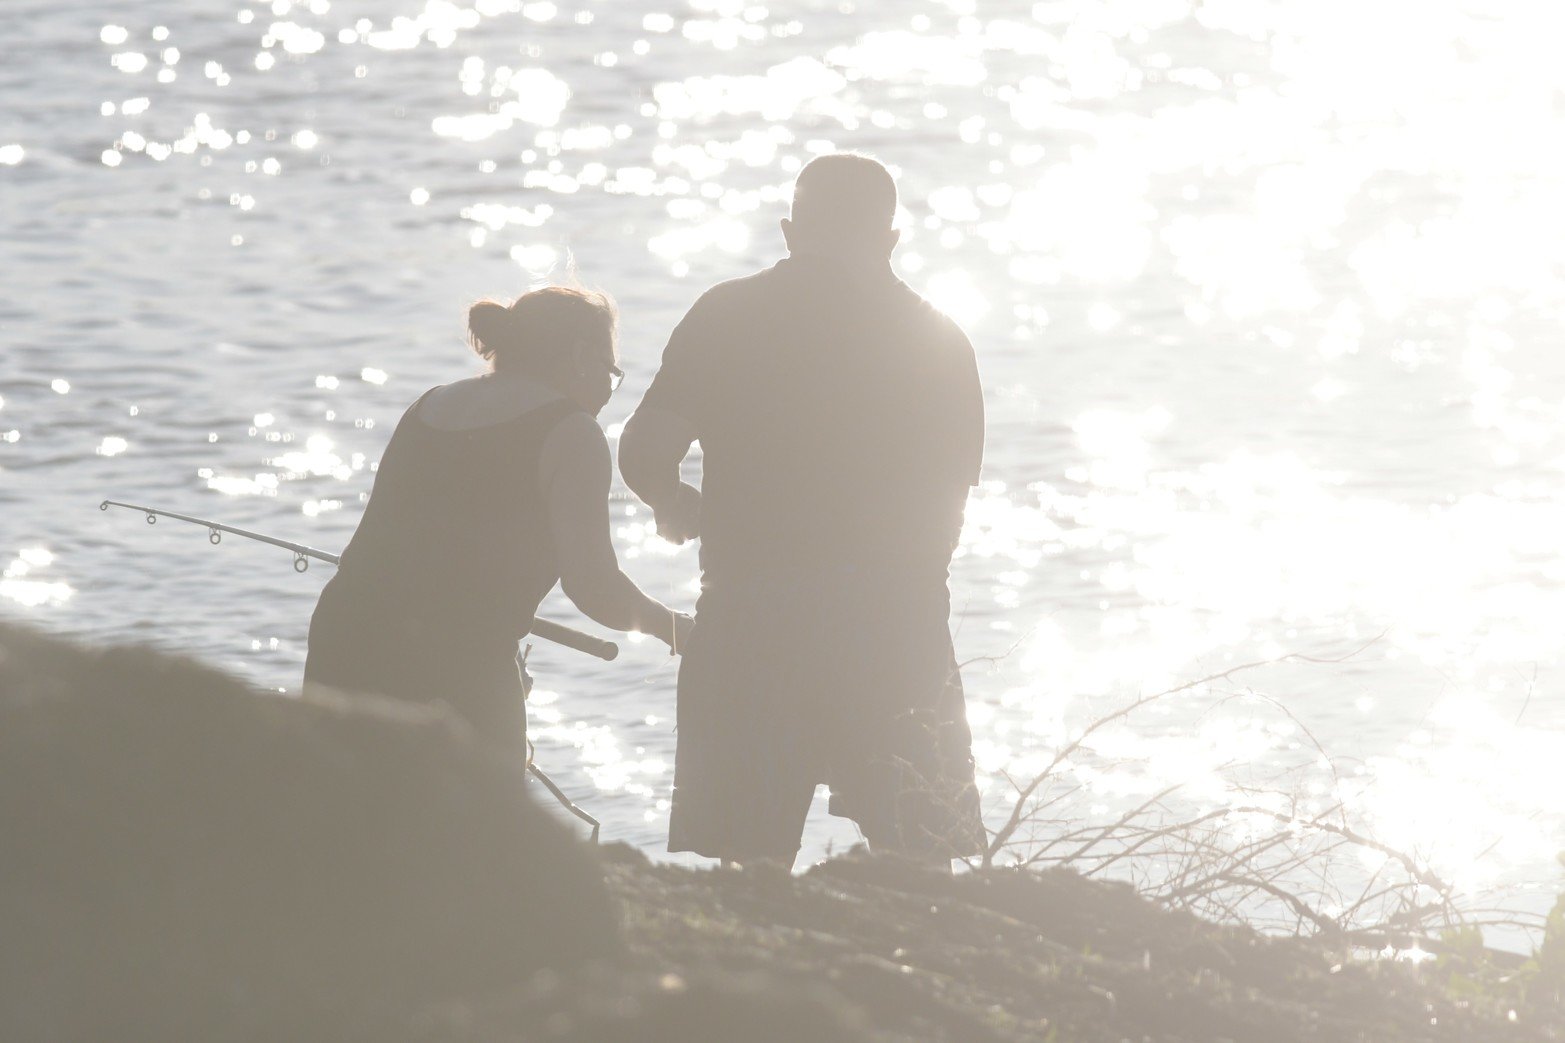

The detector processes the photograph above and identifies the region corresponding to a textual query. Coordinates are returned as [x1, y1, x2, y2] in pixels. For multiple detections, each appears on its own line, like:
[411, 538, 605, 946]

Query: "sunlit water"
[4, 0, 1564, 931]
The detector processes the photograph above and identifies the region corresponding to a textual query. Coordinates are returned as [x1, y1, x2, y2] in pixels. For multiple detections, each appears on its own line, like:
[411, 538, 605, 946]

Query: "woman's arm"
[539, 411, 687, 650]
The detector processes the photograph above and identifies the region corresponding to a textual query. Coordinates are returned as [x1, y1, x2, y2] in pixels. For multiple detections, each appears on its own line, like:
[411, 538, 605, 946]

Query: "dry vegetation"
[978, 639, 1545, 949]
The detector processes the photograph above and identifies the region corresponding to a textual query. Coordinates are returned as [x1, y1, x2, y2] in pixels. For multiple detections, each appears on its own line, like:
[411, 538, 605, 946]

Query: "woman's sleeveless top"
[327, 388, 581, 646]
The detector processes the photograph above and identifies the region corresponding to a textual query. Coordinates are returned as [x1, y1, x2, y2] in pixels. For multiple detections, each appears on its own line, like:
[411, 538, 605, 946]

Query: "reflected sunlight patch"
[432, 68, 570, 140]
[531, 711, 669, 796]
[2, 548, 73, 608]
[1354, 698, 1565, 893]
[1164, 215, 1320, 319]
[648, 215, 749, 263]
[509, 243, 558, 272]
[924, 270, 988, 326]
[461, 202, 553, 231]
[271, 434, 351, 480]
[205, 472, 281, 497]
[1004, 158, 1154, 283]
[825, 31, 987, 87]
[653, 58, 846, 121]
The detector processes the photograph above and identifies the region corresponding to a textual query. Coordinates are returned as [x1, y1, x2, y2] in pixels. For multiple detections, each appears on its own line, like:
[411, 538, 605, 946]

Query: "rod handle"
[528, 618, 619, 661]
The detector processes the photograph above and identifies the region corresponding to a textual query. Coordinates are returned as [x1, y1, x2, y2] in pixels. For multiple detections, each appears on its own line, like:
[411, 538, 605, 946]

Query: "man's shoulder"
[893, 280, 975, 352]
[686, 264, 785, 315]
[680, 263, 975, 357]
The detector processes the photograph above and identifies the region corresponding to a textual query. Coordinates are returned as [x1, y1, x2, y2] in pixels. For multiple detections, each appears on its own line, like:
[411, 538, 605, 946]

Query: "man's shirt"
[635, 252, 984, 582]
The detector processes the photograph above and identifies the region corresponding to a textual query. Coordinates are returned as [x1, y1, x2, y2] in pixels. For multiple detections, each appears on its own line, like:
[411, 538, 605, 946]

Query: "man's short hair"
[790, 154, 897, 238]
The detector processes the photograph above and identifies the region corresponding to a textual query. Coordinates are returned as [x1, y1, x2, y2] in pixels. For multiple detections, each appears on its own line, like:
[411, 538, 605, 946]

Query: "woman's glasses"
[609, 364, 625, 392]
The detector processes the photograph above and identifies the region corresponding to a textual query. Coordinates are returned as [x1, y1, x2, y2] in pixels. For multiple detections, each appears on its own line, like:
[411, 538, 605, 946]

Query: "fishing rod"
[99, 500, 618, 661]
[100, 497, 611, 841]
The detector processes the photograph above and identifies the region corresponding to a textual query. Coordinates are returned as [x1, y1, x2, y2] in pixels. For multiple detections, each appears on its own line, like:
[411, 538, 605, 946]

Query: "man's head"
[781, 153, 900, 260]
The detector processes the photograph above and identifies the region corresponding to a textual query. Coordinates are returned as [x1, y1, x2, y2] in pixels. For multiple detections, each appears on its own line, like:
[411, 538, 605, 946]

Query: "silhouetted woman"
[304, 286, 688, 742]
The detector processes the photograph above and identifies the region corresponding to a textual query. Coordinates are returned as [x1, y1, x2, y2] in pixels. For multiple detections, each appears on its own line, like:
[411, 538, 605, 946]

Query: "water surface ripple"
[3, 0, 1563, 919]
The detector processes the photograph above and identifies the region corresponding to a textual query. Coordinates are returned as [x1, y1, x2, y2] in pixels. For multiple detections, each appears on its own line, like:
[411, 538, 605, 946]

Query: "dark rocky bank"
[1, 620, 1554, 1042]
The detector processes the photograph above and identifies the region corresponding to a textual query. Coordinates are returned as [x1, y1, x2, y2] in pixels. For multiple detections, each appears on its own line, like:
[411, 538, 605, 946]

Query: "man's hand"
[655, 481, 702, 545]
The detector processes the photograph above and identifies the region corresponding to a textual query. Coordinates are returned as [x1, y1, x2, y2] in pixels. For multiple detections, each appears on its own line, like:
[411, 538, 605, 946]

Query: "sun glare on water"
[36, 0, 1563, 906]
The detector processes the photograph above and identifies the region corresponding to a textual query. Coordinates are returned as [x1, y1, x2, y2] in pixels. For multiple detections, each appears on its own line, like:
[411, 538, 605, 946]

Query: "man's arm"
[941, 323, 985, 552]
[952, 326, 985, 489]
[619, 407, 701, 545]
[620, 297, 714, 545]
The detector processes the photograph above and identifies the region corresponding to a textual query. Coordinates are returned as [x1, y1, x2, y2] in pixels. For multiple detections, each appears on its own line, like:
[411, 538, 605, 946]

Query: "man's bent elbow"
[619, 409, 690, 505]
[617, 419, 656, 492]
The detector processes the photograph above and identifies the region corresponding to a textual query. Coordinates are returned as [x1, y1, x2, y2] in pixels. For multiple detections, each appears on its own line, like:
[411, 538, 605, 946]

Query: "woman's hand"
[670, 611, 695, 655]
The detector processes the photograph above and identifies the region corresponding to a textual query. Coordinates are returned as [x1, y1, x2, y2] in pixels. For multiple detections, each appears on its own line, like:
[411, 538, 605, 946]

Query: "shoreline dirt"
[3, 618, 1556, 1043]
[582, 844, 1557, 1042]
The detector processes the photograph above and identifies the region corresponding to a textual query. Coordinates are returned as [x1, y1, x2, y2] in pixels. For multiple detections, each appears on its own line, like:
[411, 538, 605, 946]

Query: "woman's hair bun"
[467, 299, 520, 362]
[467, 285, 616, 371]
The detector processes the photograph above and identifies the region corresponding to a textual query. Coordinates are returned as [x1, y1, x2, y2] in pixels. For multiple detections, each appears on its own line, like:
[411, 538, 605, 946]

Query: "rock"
[0, 621, 620, 1042]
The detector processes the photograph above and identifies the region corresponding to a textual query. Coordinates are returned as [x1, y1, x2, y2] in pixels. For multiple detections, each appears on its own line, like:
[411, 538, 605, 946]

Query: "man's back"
[637, 253, 983, 582]
[619, 153, 989, 864]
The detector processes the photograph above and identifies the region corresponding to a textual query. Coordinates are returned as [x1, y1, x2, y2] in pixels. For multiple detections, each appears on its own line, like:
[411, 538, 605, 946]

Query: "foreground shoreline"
[2, 618, 1556, 1042]
[594, 844, 1555, 1042]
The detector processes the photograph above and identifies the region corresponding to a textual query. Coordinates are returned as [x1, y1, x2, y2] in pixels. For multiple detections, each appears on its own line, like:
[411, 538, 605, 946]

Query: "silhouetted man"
[620, 154, 985, 866]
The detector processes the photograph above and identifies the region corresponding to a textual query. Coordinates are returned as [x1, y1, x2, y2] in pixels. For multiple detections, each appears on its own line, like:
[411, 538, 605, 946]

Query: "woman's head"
[467, 286, 621, 414]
